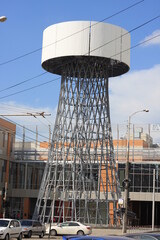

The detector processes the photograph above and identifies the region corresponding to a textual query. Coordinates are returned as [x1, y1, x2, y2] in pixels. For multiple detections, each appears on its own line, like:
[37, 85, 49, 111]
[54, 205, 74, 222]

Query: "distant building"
[0, 118, 16, 217]
[1, 119, 160, 226]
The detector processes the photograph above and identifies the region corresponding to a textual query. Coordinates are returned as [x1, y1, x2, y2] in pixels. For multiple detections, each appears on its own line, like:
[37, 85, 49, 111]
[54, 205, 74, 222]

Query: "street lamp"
[0, 16, 7, 22]
[122, 109, 149, 233]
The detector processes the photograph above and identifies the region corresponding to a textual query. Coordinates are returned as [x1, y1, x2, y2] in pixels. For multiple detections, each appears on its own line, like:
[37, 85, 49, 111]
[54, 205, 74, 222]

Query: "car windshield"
[20, 220, 32, 226]
[0, 220, 9, 227]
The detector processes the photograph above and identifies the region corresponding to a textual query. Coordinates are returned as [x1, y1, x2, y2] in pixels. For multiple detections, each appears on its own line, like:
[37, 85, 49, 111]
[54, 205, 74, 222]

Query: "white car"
[46, 221, 92, 236]
[0, 218, 22, 240]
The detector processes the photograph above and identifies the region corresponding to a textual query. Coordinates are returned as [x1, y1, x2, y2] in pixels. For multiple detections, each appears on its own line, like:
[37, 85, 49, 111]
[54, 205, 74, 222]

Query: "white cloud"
[141, 29, 160, 47]
[1, 65, 160, 143]
[0, 102, 57, 142]
[109, 64, 160, 124]
[109, 64, 160, 143]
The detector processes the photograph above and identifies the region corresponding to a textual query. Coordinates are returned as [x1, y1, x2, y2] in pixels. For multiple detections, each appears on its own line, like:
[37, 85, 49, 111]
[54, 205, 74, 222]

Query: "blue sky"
[0, 0, 160, 142]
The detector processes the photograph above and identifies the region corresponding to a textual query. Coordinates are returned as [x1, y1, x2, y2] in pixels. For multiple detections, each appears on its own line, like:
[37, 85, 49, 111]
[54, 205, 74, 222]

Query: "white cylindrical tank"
[41, 21, 130, 77]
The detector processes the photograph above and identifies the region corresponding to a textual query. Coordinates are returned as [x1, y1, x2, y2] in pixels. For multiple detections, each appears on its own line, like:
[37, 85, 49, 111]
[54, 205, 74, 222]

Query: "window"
[10, 221, 14, 228]
[14, 220, 20, 227]
[69, 222, 79, 226]
[3, 132, 5, 148]
[60, 222, 69, 227]
[0, 220, 9, 227]
[20, 220, 32, 226]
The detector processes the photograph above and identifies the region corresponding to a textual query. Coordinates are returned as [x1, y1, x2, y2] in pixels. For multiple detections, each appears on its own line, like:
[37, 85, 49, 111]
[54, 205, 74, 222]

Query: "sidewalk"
[91, 228, 123, 236]
[91, 227, 160, 236]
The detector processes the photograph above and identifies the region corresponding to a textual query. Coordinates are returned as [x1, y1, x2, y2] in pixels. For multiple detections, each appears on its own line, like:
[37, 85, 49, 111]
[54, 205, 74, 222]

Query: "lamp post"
[0, 16, 7, 22]
[0, 14, 7, 218]
[122, 109, 149, 233]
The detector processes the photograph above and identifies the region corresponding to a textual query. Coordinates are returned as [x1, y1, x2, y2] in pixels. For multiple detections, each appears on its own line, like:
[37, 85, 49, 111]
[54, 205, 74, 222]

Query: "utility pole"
[22, 126, 25, 161]
[49, 125, 51, 145]
[152, 169, 155, 231]
[2, 182, 7, 218]
[122, 114, 131, 234]
[122, 109, 149, 234]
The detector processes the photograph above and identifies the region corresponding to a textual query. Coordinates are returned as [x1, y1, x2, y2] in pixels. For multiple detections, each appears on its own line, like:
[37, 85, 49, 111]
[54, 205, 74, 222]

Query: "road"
[28, 227, 160, 240]
[29, 228, 123, 240]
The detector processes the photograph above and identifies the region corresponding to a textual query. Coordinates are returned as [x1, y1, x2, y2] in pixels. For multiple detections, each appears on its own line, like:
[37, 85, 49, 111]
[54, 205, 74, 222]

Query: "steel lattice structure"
[33, 21, 130, 226]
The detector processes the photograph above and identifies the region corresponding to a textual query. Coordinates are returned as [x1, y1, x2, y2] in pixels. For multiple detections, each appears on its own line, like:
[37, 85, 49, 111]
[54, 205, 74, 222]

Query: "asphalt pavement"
[29, 227, 160, 240]
[29, 228, 123, 240]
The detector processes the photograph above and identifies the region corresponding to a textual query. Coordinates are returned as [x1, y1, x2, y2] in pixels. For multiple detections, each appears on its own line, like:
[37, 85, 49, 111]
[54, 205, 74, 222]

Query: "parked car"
[46, 221, 92, 236]
[20, 219, 45, 238]
[125, 233, 160, 240]
[62, 235, 133, 240]
[0, 218, 22, 240]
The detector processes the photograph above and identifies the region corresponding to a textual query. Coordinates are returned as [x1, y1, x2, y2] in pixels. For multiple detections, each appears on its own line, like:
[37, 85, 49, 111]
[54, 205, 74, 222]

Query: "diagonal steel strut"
[33, 58, 121, 226]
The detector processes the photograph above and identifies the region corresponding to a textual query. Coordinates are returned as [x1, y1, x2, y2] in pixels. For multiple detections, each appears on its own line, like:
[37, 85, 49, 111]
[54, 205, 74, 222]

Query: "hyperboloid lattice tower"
[33, 21, 130, 226]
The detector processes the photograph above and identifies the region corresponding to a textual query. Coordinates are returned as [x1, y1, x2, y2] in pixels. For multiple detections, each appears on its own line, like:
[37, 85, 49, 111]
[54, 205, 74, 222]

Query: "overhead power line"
[0, 112, 51, 118]
[90, 14, 160, 55]
[2, 116, 50, 141]
[0, 102, 50, 114]
[0, 120, 50, 148]
[0, 101, 55, 130]
[0, 72, 47, 93]
[0, 13, 159, 98]
[0, 126, 44, 149]
[0, 77, 60, 99]
[111, 32, 160, 59]
[0, 21, 160, 100]
[0, 0, 144, 67]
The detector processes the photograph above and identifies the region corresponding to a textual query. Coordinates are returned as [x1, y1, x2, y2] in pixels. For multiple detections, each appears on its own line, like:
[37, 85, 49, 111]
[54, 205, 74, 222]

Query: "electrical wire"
[0, 29, 159, 100]
[0, 101, 55, 131]
[90, 14, 160, 55]
[0, 121, 50, 152]
[0, 126, 48, 149]
[0, 13, 159, 99]
[0, 101, 52, 115]
[2, 116, 50, 141]
[0, 76, 60, 99]
[0, 72, 47, 93]
[0, 1, 146, 96]
[0, 3, 158, 141]
[35, 116, 53, 129]
[0, 0, 144, 67]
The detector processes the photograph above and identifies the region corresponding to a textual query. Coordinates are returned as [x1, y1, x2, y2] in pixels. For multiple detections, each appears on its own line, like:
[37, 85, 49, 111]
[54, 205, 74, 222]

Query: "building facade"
[0, 118, 16, 218]
[1, 119, 160, 226]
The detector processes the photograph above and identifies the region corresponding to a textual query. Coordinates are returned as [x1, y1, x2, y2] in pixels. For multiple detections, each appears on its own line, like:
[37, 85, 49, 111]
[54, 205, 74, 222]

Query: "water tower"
[33, 21, 130, 226]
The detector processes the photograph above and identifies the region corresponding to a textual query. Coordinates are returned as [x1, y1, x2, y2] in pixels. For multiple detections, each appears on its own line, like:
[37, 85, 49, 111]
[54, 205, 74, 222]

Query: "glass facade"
[26, 162, 45, 189]
[9, 161, 45, 190]
[8, 197, 23, 219]
[8, 161, 160, 193]
[0, 159, 6, 186]
[9, 162, 25, 189]
[118, 163, 160, 193]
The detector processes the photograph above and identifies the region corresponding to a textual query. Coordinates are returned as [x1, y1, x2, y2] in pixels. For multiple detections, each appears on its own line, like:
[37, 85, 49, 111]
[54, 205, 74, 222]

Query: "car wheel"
[50, 229, 57, 236]
[77, 230, 84, 235]
[27, 231, 32, 238]
[17, 233, 22, 240]
[5, 234, 9, 240]
[39, 231, 44, 238]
